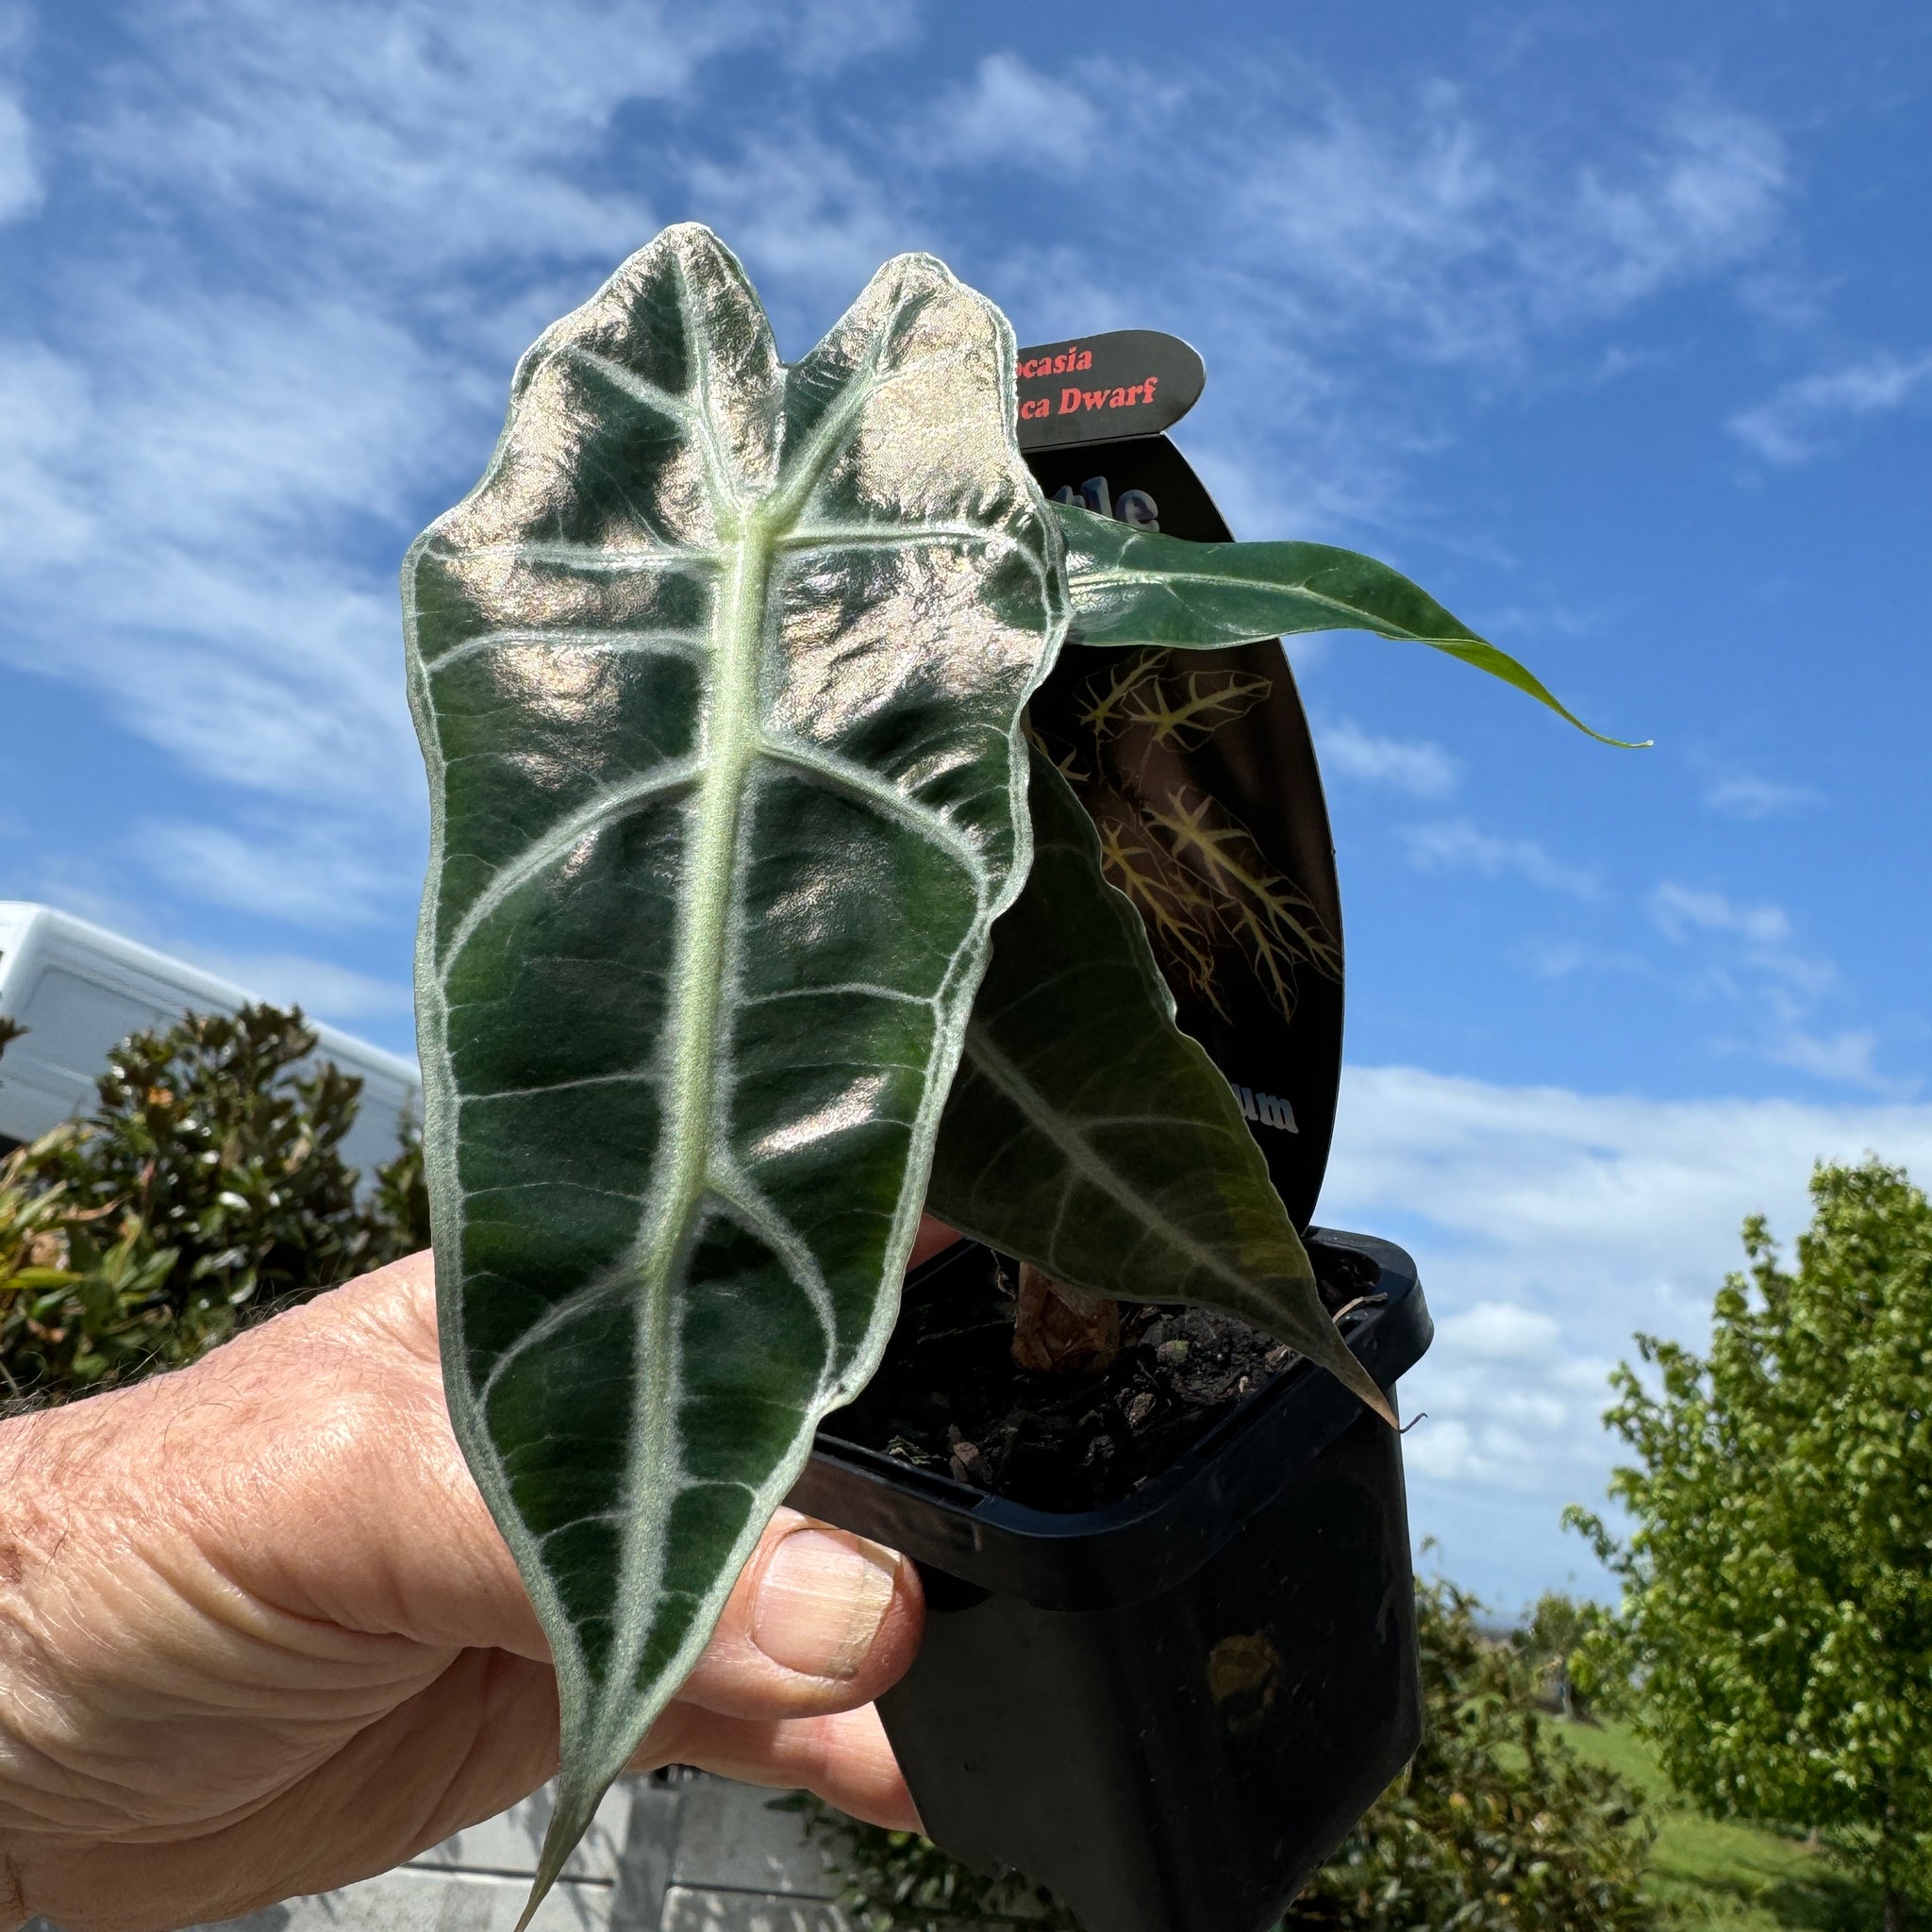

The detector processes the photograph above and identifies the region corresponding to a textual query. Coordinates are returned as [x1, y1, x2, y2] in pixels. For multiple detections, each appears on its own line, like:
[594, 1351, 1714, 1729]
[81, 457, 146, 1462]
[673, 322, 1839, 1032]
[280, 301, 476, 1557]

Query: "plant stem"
[1009, 1261, 1121, 1375]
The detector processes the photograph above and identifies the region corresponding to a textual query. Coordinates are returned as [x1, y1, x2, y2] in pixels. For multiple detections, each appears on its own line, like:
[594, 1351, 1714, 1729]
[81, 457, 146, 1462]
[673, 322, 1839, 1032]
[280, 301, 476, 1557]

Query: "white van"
[0, 902, 422, 1179]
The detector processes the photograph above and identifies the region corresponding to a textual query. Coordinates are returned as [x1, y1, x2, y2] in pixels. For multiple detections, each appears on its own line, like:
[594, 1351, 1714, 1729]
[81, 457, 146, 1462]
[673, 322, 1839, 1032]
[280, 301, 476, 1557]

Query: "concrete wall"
[167, 1773, 855, 1932]
[23, 1774, 856, 1932]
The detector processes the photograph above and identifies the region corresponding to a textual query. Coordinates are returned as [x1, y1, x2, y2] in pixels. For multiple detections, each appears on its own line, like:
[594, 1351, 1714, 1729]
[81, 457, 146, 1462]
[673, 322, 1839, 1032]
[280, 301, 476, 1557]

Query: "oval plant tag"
[1014, 329, 1206, 449]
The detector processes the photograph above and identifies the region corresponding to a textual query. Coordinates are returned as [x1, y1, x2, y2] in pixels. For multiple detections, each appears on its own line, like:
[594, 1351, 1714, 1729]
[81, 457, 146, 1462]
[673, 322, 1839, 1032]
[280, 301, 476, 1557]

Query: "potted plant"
[403, 224, 1635, 1932]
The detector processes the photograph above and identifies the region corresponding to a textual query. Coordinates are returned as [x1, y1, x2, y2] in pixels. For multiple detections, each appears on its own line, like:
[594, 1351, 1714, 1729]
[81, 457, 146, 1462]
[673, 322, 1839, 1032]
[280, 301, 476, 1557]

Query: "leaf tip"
[1323, 1335, 1396, 1428]
[515, 1781, 608, 1932]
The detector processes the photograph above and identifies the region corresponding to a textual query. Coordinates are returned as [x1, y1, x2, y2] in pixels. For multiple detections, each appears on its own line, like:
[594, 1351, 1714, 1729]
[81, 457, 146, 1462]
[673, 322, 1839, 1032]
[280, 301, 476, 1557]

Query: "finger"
[130, 1254, 929, 1682]
[672, 1507, 924, 1721]
[639, 1702, 922, 1833]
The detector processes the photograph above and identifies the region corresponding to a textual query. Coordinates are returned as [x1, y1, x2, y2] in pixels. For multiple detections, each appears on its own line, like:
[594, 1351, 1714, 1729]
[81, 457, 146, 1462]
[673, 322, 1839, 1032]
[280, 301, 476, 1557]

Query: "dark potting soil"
[821, 1238, 1383, 1513]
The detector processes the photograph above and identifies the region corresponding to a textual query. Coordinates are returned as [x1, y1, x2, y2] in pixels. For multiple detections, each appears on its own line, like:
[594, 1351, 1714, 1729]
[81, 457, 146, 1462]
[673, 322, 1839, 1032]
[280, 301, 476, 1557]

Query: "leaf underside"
[930, 747, 1389, 1420]
[404, 225, 1066, 1912]
[1054, 504, 1648, 748]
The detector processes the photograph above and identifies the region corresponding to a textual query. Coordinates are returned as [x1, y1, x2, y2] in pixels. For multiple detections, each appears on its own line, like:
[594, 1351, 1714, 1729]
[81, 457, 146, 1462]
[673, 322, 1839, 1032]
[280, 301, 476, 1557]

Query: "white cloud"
[136, 817, 418, 929]
[1730, 348, 1932, 465]
[0, 88, 37, 223]
[922, 54, 1101, 170]
[1702, 771, 1824, 819]
[1316, 717, 1458, 798]
[1648, 879, 1790, 949]
[1565, 105, 1786, 312]
[0, 16, 1807, 960]
[685, 129, 925, 311]
[0, 0, 901, 937]
[1232, 93, 1787, 362]
[1760, 992, 1916, 1099]
[1648, 880, 1834, 998]
[1321, 1063, 1932, 1605]
[1645, 883, 1909, 1096]
[180, 948, 414, 1024]
[1406, 819, 1597, 896]
[783, 0, 917, 75]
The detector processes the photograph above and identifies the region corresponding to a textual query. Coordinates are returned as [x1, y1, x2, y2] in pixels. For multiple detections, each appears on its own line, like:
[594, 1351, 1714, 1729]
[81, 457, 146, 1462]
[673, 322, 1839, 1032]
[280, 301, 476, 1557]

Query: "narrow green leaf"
[1055, 502, 1648, 748]
[928, 748, 1391, 1424]
[404, 225, 1067, 1915]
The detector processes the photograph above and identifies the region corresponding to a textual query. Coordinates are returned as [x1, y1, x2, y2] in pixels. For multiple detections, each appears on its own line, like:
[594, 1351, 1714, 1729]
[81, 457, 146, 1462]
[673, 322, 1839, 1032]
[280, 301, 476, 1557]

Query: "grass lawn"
[1550, 1718, 1878, 1930]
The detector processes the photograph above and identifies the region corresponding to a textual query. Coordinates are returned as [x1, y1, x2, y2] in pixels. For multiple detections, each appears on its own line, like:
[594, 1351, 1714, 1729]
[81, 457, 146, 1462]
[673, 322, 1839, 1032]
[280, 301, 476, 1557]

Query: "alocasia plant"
[403, 223, 1633, 1914]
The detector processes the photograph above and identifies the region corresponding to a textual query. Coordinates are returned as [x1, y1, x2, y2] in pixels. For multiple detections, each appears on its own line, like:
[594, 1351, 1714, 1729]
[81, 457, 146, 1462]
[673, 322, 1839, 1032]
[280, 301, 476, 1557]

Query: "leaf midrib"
[613, 513, 776, 1716]
[1073, 558, 1467, 645]
[600, 332, 903, 1732]
[960, 1019, 1292, 1298]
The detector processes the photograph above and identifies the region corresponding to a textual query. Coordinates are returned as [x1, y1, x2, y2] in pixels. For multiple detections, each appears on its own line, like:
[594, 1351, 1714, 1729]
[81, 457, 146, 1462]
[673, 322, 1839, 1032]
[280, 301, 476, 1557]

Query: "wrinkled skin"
[0, 1221, 956, 1932]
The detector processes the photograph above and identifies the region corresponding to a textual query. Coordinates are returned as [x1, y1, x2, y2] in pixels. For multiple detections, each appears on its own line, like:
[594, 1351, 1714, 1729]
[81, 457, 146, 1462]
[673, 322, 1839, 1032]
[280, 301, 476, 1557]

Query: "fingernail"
[752, 1527, 900, 1680]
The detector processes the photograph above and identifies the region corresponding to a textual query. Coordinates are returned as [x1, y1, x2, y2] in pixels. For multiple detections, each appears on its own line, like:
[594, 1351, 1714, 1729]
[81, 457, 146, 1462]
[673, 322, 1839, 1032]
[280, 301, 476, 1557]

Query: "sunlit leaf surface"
[405, 225, 1066, 1908]
[1056, 504, 1647, 747]
[930, 749, 1389, 1420]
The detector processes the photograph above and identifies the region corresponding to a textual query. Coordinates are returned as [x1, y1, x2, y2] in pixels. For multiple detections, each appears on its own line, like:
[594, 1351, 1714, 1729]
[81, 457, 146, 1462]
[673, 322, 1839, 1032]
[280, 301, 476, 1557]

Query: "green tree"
[1511, 1591, 1623, 1724]
[1569, 1158, 1932, 1931]
[0, 1005, 425, 1402]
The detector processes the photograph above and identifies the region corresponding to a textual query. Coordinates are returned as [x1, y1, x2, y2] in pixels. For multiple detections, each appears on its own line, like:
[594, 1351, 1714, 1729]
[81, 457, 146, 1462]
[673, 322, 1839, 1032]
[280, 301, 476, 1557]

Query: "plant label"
[1014, 330, 1207, 450]
[1026, 431, 1345, 1234]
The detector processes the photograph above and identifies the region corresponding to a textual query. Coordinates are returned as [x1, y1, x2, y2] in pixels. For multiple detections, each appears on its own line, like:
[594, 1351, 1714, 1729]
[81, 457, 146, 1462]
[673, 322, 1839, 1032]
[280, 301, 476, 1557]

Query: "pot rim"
[791, 1226, 1431, 1610]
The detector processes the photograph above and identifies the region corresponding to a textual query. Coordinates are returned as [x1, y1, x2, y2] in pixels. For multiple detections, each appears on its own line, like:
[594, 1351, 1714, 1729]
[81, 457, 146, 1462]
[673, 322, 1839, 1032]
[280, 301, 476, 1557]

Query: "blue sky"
[3, 0, 1929, 1607]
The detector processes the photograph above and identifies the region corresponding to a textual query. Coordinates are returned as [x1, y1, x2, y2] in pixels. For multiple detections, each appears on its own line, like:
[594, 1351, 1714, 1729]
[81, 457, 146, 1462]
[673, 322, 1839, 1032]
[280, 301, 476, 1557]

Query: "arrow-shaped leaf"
[405, 225, 1067, 1911]
[929, 748, 1390, 1422]
[1056, 503, 1647, 747]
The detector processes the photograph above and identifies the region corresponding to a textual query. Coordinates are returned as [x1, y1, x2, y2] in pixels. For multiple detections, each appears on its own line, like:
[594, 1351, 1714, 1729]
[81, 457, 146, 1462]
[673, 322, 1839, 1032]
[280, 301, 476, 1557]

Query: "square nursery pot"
[787, 1226, 1432, 1932]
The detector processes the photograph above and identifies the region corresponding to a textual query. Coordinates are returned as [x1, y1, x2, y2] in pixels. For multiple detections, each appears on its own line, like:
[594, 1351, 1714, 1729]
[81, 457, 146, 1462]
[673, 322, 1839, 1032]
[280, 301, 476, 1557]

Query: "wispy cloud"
[1647, 881, 1908, 1095]
[0, 0, 915, 954]
[1324, 1062, 1932, 1600]
[1406, 819, 1598, 896]
[1701, 770, 1824, 820]
[0, 87, 35, 223]
[179, 948, 414, 1024]
[0, 8, 1841, 1105]
[135, 815, 420, 930]
[1230, 93, 1787, 363]
[1763, 1015, 1903, 1095]
[922, 53, 1100, 170]
[1648, 879, 1794, 951]
[1730, 348, 1932, 465]
[685, 128, 924, 310]
[1316, 717, 1459, 798]
[1649, 879, 1835, 998]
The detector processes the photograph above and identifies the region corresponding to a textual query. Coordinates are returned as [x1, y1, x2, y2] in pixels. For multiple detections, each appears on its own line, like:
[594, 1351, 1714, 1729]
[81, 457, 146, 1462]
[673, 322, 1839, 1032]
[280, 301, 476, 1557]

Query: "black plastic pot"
[789, 1226, 1432, 1932]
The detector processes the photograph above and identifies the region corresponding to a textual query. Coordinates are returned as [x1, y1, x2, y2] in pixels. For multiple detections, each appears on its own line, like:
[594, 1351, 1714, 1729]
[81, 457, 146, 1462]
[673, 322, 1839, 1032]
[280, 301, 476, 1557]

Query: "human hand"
[0, 1220, 958, 1932]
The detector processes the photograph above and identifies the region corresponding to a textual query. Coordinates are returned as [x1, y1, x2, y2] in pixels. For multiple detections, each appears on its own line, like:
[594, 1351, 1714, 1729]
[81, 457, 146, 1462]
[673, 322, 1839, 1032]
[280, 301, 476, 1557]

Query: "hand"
[0, 1218, 959, 1932]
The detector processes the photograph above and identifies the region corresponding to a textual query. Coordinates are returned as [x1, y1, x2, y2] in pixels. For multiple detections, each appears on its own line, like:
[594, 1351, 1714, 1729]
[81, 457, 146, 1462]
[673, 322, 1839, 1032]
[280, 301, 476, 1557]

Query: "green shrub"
[786, 1578, 1659, 1930]
[1292, 1579, 1657, 1929]
[0, 1005, 425, 1403]
[778, 1798, 1078, 1932]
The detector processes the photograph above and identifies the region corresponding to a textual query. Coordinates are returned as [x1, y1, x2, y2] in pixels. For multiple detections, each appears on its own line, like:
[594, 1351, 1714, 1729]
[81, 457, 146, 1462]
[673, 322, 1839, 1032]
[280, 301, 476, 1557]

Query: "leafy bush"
[0, 1005, 425, 1403]
[788, 1578, 1659, 1931]
[1570, 1157, 1932, 1932]
[779, 1797, 1078, 1932]
[1292, 1580, 1657, 1930]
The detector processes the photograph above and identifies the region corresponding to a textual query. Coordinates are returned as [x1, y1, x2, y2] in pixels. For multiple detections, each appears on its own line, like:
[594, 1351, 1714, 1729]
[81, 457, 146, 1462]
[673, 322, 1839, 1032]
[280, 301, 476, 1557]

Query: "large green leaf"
[930, 748, 1391, 1421]
[1056, 503, 1647, 747]
[404, 225, 1067, 1909]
